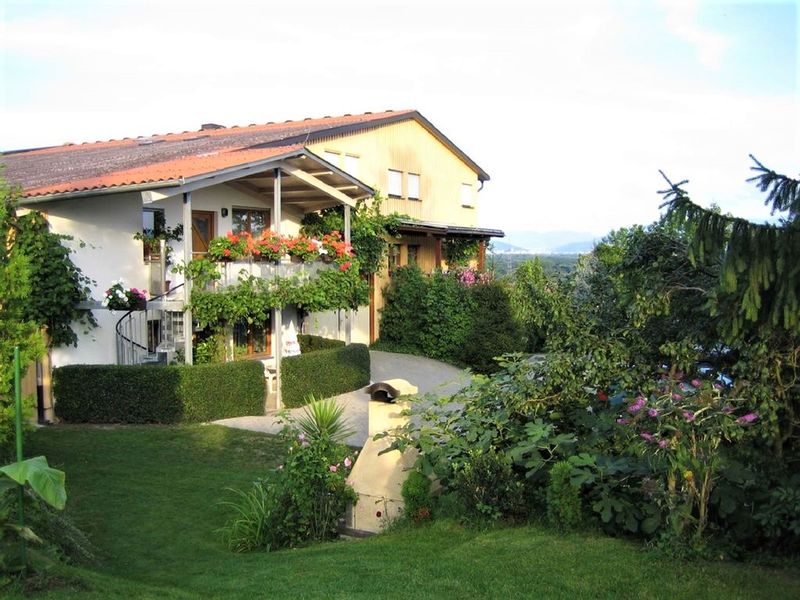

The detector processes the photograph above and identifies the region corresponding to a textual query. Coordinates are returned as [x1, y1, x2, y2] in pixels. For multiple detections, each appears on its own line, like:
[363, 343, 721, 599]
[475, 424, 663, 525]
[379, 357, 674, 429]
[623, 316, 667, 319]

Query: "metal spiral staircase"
[115, 284, 185, 365]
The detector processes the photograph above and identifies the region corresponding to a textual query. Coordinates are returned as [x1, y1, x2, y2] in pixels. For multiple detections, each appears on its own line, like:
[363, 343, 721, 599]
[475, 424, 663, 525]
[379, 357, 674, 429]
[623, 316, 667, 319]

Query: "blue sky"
[1, 0, 797, 237]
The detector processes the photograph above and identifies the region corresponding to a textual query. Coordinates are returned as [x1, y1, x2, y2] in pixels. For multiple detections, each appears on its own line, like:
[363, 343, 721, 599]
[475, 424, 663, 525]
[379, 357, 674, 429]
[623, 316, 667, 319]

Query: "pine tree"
[660, 156, 800, 338]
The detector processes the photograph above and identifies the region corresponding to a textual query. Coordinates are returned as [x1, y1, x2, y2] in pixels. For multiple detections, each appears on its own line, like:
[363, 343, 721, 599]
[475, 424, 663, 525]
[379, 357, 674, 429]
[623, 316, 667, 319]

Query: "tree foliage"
[661, 156, 800, 337]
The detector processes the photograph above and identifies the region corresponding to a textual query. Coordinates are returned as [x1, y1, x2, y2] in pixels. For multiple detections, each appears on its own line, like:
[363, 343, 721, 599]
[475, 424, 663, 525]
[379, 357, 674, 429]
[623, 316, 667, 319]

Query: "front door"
[192, 211, 215, 260]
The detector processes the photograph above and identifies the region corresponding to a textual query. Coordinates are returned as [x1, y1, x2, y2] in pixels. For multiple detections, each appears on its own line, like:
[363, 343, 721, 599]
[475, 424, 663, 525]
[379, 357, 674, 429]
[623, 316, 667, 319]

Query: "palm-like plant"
[296, 397, 356, 445]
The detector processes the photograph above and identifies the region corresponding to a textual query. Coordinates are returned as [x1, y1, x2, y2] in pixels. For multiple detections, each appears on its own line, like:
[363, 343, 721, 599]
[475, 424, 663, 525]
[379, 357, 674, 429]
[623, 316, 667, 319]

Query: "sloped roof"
[3, 110, 490, 200]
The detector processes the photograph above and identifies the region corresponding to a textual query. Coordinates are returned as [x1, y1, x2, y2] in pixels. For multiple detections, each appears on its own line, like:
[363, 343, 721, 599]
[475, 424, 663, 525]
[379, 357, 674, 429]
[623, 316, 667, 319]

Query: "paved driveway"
[213, 350, 471, 447]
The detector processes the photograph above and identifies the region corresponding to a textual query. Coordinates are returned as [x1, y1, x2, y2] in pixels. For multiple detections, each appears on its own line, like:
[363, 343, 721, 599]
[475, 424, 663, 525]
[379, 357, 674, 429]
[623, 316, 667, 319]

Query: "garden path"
[213, 350, 470, 447]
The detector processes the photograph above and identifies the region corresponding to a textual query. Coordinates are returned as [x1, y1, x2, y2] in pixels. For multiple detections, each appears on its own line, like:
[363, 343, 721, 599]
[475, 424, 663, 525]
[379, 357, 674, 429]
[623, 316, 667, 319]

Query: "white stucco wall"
[42, 192, 147, 367]
[304, 308, 370, 345]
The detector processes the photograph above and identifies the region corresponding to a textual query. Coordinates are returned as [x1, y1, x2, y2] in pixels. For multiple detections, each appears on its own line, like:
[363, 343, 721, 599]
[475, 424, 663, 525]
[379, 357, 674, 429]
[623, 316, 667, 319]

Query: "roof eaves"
[18, 180, 182, 205]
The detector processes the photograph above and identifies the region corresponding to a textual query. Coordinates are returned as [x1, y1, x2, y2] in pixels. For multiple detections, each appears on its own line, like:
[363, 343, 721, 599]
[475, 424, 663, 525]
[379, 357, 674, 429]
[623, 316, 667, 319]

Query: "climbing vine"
[443, 237, 480, 267]
[15, 211, 96, 347]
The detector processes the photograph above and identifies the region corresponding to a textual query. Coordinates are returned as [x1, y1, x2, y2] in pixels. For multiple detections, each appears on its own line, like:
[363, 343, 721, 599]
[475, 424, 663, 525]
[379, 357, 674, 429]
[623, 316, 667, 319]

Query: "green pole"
[14, 346, 27, 570]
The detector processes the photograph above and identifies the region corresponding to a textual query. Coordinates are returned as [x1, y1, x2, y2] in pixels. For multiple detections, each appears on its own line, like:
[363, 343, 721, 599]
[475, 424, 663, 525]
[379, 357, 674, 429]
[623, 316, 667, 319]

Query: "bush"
[546, 461, 584, 531]
[298, 334, 345, 353]
[451, 449, 525, 523]
[378, 268, 522, 371]
[281, 344, 370, 409]
[221, 404, 358, 552]
[401, 470, 433, 523]
[53, 361, 265, 423]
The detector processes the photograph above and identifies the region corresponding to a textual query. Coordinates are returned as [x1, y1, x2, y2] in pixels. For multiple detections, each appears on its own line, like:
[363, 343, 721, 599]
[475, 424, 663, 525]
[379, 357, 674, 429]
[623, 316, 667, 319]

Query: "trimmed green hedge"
[281, 343, 370, 408]
[53, 361, 265, 423]
[298, 334, 345, 353]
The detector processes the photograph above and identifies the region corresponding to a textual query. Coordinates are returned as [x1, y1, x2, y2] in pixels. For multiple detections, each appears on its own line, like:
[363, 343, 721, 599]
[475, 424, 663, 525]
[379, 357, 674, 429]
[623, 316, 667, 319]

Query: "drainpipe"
[273, 169, 283, 409]
[182, 192, 193, 365]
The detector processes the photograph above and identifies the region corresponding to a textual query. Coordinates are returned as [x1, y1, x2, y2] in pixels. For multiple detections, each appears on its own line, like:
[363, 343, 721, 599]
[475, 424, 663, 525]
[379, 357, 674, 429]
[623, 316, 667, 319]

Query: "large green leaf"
[0, 456, 67, 510]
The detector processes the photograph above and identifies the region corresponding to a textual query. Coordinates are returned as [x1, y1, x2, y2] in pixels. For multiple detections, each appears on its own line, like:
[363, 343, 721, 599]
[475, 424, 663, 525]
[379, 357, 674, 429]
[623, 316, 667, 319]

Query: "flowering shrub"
[320, 231, 354, 264]
[616, 376, 758, 545]
[102, 279, 147, 310]
[221, 401, 358, 552]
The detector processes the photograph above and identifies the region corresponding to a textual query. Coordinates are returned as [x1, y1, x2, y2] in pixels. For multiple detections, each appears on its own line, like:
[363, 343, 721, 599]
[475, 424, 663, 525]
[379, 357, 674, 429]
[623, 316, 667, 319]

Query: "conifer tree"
[660, 156, 800, 337]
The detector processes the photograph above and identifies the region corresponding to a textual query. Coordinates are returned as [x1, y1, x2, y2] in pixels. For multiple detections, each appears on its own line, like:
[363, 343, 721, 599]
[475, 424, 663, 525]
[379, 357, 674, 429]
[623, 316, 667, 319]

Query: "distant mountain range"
[491, 231, 601, 254]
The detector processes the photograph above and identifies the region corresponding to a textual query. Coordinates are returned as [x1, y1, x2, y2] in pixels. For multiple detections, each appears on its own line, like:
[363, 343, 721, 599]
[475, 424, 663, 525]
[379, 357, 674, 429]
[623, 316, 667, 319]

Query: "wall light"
[220, 208, 229, 217]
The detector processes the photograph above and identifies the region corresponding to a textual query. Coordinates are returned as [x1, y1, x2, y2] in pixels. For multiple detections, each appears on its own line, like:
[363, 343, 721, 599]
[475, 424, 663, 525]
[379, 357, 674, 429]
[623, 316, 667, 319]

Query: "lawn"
[8, 424, 800, 599]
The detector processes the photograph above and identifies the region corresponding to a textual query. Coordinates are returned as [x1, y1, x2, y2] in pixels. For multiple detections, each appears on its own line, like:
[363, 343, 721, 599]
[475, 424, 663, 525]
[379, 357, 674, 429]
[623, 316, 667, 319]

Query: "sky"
[1, 0, 798, 239]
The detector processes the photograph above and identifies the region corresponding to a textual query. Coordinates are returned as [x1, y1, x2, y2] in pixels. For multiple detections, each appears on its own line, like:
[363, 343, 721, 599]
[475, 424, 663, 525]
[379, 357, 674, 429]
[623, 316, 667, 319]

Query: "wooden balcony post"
[478, 239, 486, 271]
[344, 205, 352, 345]
[273, 168, 283, 410]
[182, 191, 193, 365]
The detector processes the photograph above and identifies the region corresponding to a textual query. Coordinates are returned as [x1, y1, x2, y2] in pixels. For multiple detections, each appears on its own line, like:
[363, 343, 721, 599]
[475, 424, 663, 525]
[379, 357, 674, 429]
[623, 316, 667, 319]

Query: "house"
[3, 110, 503, 409]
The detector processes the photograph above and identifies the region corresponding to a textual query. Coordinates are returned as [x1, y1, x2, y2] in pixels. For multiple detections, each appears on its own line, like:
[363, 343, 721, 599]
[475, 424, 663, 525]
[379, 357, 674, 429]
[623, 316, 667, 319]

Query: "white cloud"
[659, 0, 730, 69]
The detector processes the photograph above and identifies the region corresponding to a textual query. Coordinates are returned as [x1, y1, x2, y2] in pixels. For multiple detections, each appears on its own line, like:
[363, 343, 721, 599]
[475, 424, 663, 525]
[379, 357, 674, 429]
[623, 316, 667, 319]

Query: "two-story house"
[4, 110, 502, 409]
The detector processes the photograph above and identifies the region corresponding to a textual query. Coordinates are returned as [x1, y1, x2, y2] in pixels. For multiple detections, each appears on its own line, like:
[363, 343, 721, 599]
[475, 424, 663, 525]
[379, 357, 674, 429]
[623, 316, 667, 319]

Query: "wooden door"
[192, 211, 215, 260]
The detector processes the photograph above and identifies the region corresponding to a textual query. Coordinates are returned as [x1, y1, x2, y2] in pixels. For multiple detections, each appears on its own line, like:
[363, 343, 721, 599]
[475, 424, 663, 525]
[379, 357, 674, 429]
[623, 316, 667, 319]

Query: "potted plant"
[102, 279, 148, 310]
[133, 212, 183, 265]
[252, 230, 285, 263]
[285, 235, 320, 263]
[209, 232, 249, 261]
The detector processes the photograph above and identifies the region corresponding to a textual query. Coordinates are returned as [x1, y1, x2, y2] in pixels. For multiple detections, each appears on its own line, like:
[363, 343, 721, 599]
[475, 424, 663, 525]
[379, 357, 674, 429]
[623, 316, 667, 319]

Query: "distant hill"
[491, 240, 532, 253]
[499, 230, 600, 254]
[488, 253, 580, 278]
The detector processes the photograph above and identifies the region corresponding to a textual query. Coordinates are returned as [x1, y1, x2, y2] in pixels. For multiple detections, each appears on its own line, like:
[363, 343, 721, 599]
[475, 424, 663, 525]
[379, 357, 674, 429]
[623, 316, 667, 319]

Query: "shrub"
[451, 449, 525, 523]
[546, 460, 584, 531]
[281, 344, 370, 408]
[401, 470, 433, 523]
[221, 403, 358, 552]
[297, 334, 345, 353]
[53, 361, 265, 423]
[378, 265, 427, 353]
[459, 281, 522, 373]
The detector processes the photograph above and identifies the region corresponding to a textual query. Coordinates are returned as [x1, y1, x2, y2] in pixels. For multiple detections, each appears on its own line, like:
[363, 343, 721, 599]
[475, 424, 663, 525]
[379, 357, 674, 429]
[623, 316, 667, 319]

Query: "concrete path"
[213, 350, 471, 447]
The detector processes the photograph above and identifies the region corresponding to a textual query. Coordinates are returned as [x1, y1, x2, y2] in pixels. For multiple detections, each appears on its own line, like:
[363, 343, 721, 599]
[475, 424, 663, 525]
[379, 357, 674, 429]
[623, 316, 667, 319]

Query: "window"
[388, 244, 400, 273]
[408, 173, 420, 200]
[323, 150, 340, 166]
[344, 154, 359, 177]
[461, 183, 474, 208]
[141, 208, 165, 261]
[407, 244, 420, 265]
[388, 169, 403, 197]
[233, 318, 272, 358]
[232, 208, 270, 238]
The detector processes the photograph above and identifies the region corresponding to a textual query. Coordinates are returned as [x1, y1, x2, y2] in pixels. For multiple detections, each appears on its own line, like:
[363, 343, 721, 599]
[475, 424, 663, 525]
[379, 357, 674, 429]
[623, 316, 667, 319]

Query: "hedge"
[53, 361, 265, 424]
[297, 334, 345, 353]
[281, 343, 370, 408]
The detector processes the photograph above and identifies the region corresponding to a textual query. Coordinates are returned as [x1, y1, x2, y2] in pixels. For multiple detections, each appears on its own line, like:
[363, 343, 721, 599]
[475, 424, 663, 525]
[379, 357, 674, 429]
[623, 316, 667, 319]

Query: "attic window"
[388, 169, 402, 197]
[461, 183, 474, 208]
[408, 173, 420, 200]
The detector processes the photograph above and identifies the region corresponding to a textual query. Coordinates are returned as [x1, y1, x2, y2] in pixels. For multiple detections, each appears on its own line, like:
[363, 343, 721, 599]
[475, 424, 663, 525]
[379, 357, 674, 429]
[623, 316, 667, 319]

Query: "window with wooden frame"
[388, 169, 403, 198]
[232, 208, 270, 238]
[407, 244, 420, 266]
[233, 318, 272, 358]
[408, 173, 420, 201]
[344, 154, 359, 178]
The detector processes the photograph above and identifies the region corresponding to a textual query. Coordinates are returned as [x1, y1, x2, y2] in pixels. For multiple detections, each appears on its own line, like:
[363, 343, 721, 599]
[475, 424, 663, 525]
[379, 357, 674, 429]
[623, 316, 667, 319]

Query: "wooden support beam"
[478, 239, 486, 271]
[182, 192, 193, 365]
[276, 162, 356, 207]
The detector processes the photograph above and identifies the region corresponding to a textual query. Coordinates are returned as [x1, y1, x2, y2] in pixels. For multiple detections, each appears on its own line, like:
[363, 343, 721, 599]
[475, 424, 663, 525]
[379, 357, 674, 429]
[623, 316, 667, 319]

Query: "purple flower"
[672, 393, 683, 401]
[329, 465, 338, 473]
[658, 439, 669, 449]
[627, 397, 646, 414]
[641, 432, 655, 442]
[616, 418, 630, 425]
[683, 410, 696, 422]
[691, 379, 702, 388]
[298, 432, 306, 442]
[722, 405, 734, 414]
[648, 408, 659, 418]
[737, 412, 758, 425]
[713, 382, 723, 390]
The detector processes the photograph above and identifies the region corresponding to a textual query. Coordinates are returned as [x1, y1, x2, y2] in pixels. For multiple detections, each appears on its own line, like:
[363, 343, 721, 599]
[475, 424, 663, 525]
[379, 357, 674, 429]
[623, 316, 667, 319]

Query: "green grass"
[9, 424, 800, 599]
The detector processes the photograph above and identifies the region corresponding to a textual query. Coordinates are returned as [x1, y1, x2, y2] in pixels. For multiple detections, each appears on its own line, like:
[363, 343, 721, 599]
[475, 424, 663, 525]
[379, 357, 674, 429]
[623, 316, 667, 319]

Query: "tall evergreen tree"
[660, 156, 800, 337]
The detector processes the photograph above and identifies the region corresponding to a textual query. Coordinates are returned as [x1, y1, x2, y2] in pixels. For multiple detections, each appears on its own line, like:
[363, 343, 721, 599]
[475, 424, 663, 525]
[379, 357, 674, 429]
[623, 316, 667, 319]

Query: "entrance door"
[192, 211, 215, 260]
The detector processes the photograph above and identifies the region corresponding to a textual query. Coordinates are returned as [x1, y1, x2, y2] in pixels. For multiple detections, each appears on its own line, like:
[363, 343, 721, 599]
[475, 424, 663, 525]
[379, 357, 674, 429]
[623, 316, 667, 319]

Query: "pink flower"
[658, 439, 669, 449]
[722, 405, 734, 414]
[339, 261, 352, 271]
[329, 465, 338, 472]
[627, 397, 646, 414]
[737, 412, 758, 425]
[648, 408, 659, 418]
[691, 379, 701, 388]
[672, 393, 683, 401]
[683, 410, 696, 422]
[616, 418, 629, 425]
[298, 433, 306, 442]
[344, 457, 352, 468]
[641, 432, 655, 442]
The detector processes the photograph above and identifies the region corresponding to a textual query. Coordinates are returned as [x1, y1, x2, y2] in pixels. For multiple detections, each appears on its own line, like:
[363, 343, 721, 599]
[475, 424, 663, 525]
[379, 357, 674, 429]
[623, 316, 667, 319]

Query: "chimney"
[200, 123, 225, 131]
